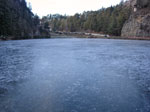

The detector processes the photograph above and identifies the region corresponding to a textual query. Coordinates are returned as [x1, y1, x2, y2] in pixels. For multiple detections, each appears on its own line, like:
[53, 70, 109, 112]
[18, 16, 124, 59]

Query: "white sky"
[26, 0, 123, 17]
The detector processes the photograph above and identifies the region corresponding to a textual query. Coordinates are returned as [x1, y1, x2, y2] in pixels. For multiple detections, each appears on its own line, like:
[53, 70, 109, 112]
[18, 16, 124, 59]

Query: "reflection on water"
[0, 38, 150, 112]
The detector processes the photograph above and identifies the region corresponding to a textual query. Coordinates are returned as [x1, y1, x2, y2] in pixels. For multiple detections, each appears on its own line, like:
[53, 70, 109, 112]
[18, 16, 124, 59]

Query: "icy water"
[0, 38, 150, 112]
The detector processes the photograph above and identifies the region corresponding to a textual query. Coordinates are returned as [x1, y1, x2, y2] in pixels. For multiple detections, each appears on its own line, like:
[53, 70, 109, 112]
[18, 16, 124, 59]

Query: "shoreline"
[51, 32, 150, 40]
[1, 33, 150, 41]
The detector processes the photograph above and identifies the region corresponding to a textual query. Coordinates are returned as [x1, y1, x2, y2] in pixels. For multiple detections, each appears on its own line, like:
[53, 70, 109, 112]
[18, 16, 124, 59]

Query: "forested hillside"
[44, 1, 131, 36]
[0, 0, 134, 39]
[0, 0, 50, 40]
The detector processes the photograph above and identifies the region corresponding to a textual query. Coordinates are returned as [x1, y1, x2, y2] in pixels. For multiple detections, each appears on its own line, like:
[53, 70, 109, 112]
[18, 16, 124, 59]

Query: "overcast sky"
[26, 0, 123, 17]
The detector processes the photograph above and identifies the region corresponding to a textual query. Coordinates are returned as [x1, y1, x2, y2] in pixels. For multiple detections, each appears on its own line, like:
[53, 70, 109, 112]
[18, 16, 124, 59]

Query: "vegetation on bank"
[0, 0, 131, 40]
[0, 0, 50, 40]
[43, 1, 131, 36]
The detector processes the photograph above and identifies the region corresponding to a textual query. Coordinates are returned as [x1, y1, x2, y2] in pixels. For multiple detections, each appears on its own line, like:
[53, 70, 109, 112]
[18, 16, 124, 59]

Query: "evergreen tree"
[0, 0, 43, 39]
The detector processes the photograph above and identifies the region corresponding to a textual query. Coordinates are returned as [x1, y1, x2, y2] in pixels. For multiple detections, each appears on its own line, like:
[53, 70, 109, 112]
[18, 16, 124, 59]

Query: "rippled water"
[0, 38, 150, 112]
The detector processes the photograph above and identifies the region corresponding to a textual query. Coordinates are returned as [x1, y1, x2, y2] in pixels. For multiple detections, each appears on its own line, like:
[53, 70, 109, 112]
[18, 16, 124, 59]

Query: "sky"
[26, 0, 123, 17]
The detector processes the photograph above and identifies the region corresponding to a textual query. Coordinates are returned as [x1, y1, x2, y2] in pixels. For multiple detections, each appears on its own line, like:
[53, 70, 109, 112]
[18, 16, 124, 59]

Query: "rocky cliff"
[121, 0, 150, 38]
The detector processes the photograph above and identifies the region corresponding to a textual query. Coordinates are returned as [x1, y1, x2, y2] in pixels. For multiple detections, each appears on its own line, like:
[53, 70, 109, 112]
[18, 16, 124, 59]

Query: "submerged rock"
[0, 87, 7, 95]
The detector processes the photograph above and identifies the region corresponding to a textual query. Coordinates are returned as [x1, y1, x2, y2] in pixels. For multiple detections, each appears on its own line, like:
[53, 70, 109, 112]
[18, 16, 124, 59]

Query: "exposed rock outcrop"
[121, 0, 150, 38]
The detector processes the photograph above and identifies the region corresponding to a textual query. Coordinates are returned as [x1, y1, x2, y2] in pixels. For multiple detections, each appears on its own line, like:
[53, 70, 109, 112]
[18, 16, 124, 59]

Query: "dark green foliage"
[47, 2, 131, 36]
[0, 0, 41, 39]
[0, 0, 130, 39]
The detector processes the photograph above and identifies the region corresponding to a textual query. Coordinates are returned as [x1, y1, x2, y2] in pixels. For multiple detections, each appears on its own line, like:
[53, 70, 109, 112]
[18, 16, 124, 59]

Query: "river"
[0, 38, 150, 112]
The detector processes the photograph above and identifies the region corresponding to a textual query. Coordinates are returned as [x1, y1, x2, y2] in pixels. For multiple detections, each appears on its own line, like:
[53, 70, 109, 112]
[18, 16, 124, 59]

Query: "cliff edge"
[121, 0, 150, 38]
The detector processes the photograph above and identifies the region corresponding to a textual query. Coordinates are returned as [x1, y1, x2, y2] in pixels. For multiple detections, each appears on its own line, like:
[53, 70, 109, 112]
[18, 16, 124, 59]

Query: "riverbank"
[51, 32, 150, 40]
[1, 32, 150, 41]
[0, 35, 51, 41]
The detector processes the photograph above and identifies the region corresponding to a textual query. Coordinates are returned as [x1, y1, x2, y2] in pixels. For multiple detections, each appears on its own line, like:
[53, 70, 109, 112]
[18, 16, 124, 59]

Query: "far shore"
[1, 32, 150, 41]
[50, 32, 150, 40]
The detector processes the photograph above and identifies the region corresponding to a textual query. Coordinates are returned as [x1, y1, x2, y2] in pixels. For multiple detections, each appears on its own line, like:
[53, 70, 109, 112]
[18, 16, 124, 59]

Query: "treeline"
[44, 2, 131, 36]
[0, 0, 131, 40]
[0, 0, 50, 40]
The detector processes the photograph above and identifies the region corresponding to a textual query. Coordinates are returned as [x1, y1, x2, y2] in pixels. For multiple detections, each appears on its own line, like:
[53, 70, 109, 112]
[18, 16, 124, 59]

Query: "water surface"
[0, 38, 150, 112]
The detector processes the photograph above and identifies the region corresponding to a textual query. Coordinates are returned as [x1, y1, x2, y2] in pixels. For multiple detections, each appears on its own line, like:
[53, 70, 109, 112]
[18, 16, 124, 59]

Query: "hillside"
[43, 2, 131, 37]
[121, 0, 150, 38]
[0, 0, 149, 40]
[0, 0, 50, 40]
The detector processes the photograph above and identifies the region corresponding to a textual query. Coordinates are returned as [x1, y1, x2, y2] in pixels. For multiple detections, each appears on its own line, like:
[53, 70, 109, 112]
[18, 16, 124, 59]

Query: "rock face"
[121, 0, 150, 38]
[136, 0, 150, 8]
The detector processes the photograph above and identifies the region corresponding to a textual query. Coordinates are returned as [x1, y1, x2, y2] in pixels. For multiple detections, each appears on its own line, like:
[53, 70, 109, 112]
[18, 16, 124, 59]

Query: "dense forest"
[0, 0, 50, 40]
[0, 0, 131, 40]
[43, 1, 131, 36]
